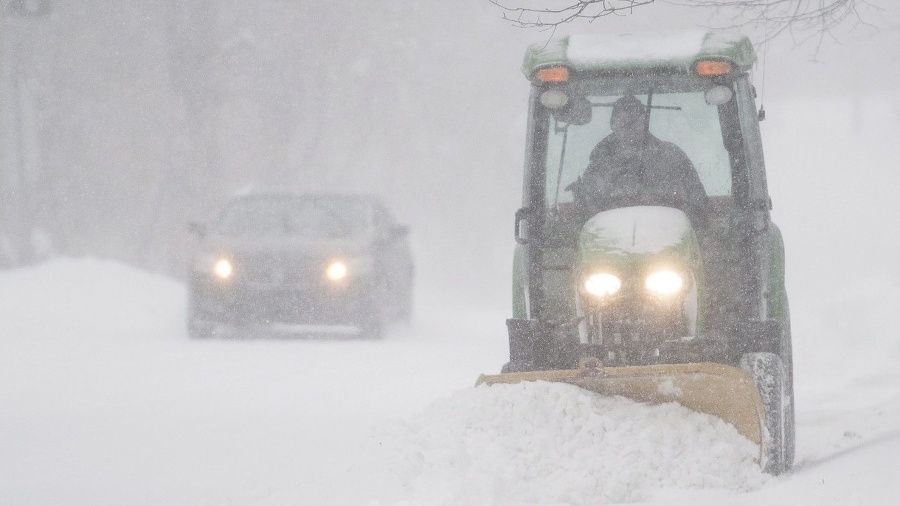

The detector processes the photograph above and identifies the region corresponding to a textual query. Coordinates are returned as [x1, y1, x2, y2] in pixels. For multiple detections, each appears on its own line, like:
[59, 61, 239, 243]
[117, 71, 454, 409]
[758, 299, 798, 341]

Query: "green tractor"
[478, 31, 794, 475]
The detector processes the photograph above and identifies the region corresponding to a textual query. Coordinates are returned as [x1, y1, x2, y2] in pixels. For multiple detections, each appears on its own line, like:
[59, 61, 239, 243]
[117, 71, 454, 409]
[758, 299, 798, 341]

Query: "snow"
[3, 235, 900, 505]
[3, 95, 900, 504]
[4, 96, 900, 506]
[388, 382, 763, 504]
[567, 31, 709, 66]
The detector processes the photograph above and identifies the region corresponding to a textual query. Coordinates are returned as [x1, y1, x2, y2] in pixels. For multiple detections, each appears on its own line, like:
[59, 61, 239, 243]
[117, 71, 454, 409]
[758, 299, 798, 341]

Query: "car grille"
[236, 253, 322, 286]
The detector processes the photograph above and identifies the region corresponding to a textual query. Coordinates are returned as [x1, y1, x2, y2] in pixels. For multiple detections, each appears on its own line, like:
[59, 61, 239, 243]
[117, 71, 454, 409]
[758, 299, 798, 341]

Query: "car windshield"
[543, 75, 733, 211]
[215, 196, 369, 238]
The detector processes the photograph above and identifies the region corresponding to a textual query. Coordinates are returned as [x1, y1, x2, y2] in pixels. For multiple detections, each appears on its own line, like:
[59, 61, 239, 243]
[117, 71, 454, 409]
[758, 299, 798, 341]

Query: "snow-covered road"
[1, 257, 898, 505]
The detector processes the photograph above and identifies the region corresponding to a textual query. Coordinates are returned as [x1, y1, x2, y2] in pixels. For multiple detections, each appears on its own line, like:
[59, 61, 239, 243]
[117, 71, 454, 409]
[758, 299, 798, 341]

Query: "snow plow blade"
[476, 361, 767, 447]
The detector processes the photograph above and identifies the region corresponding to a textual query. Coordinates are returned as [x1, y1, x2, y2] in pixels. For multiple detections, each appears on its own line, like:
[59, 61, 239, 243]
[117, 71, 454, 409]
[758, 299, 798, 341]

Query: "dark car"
[187, 191, 414, 338]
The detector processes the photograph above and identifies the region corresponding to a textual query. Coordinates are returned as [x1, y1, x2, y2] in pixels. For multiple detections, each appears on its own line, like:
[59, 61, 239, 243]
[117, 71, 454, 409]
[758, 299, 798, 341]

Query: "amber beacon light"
[695, 60, 733, 76]
[535, 66, 570, 83]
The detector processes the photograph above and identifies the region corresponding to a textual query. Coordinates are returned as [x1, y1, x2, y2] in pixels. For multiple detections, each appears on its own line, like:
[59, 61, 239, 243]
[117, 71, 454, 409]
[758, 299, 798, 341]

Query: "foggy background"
[3, 2, 900, 503]
[1, 0, 897, 311]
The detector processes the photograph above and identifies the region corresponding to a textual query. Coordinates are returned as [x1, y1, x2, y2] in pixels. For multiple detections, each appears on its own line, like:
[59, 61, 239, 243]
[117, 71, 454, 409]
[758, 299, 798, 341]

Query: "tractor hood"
[577, 206, 702, 275]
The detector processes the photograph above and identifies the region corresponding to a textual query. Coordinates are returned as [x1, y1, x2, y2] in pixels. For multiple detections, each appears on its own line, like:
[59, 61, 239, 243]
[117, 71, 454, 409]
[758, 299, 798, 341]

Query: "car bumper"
[190, 275, 375, 326]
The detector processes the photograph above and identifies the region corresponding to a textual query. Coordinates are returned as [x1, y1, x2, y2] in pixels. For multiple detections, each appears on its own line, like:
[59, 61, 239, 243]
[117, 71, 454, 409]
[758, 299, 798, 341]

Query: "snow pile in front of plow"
[383, 381, 766, 505]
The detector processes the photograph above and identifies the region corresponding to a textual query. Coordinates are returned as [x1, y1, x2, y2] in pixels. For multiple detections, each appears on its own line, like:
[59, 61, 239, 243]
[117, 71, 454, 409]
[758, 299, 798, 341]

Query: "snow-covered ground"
[3, 95, 900, 505]
[1, 256, 897, 506]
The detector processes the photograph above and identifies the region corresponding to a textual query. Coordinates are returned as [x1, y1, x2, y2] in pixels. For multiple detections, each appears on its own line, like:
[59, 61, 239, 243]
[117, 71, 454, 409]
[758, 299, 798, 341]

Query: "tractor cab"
[511, 31, 784, 367]
[486, 31, 795, 474]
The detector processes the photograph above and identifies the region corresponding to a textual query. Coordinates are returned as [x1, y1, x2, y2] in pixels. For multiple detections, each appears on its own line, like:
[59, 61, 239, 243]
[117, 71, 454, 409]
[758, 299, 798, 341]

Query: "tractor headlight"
[539, 89, 569, 109]
[584, 273, 622, 297]
[645, 270, 684, 295]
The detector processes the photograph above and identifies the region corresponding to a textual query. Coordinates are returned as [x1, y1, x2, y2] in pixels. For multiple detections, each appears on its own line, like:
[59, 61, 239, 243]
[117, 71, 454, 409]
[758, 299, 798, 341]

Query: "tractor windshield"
[543, 75, 733, 213]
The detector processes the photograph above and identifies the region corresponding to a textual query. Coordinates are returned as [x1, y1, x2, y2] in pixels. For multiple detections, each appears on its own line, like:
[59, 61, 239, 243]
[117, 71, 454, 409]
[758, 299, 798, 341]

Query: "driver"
[570, 95, 708, 226]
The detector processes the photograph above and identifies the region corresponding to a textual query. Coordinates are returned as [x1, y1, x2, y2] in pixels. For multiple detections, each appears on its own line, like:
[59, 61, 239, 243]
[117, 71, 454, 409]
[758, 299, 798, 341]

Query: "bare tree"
[489, 1, 870, 44]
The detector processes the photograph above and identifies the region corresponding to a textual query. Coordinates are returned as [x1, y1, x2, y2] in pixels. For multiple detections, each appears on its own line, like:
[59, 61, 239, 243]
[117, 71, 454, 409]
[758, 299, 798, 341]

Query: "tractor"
[478, 31, 794, 475]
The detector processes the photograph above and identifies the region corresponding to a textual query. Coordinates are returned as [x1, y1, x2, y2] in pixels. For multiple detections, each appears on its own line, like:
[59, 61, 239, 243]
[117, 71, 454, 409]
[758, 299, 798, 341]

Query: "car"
[186, 190, 414, 339]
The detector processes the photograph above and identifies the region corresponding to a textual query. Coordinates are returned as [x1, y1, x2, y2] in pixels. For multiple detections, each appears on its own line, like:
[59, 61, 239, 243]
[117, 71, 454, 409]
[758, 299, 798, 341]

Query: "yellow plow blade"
[476, 362, 766, 447]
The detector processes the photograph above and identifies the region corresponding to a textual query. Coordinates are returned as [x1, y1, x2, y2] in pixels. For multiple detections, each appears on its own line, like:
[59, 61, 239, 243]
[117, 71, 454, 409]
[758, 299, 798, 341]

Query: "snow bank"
[0, 257, 184, 340]
[381, 381, 766, 505]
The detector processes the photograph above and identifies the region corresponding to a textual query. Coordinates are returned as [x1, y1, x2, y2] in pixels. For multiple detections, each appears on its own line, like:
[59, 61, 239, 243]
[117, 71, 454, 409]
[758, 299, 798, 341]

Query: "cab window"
[543, 77, 734, 212]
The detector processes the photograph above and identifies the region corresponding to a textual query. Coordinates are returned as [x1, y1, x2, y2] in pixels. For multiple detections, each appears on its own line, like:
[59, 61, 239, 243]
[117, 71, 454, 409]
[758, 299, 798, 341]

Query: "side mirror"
[554, 96, 592, 126]
[390, 224, 409, 240]
[374, 224, 408, 249]
[188, 221, 208, 239]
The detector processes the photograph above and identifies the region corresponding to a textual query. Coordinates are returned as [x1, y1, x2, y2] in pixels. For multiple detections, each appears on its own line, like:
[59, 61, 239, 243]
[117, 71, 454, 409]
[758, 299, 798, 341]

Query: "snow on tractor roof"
[522, 30, 756, 78]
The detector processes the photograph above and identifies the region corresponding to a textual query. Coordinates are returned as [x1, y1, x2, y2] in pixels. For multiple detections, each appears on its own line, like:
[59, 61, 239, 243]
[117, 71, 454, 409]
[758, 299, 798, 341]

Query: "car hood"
[200, 234, 372, 258]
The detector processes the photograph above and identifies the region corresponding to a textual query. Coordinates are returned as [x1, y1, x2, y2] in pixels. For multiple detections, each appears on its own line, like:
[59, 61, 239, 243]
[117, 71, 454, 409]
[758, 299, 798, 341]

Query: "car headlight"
[584, 273, 622, 297]
[325, 260, 348, 281]
[325, 256, 374, 283]
[213, 258, 234, 279]
[645, 270, 684, 295]
[194, 253, 234, 280]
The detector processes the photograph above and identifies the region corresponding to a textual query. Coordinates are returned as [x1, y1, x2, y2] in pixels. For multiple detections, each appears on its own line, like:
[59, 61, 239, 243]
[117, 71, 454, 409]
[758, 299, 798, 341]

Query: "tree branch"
[489, 1, 657, 28]
[489, 0, 870, 44]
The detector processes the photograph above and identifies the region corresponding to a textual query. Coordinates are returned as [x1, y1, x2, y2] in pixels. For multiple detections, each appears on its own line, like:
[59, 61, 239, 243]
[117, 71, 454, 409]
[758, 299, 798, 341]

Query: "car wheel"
[396, 270, 414, 323]
[396, 297, 413, 323]
[359, 317, 383, 340]
[187, 297, 216, 338]
[188, 318, 215, 338]
[358, 302, 384, 339]
[356, 296, 385, 340]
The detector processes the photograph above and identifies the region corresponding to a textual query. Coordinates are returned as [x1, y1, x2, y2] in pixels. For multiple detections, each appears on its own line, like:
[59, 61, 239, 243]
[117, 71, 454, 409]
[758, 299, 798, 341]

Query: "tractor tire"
[740, 352, 789, 475]
[783, 359, 796, 471]
[780, 305, 796, 471]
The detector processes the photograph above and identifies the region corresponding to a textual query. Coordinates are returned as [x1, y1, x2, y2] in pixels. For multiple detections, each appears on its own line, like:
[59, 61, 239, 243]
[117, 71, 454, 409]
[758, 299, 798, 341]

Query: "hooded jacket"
[571, 132, 709, 227]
